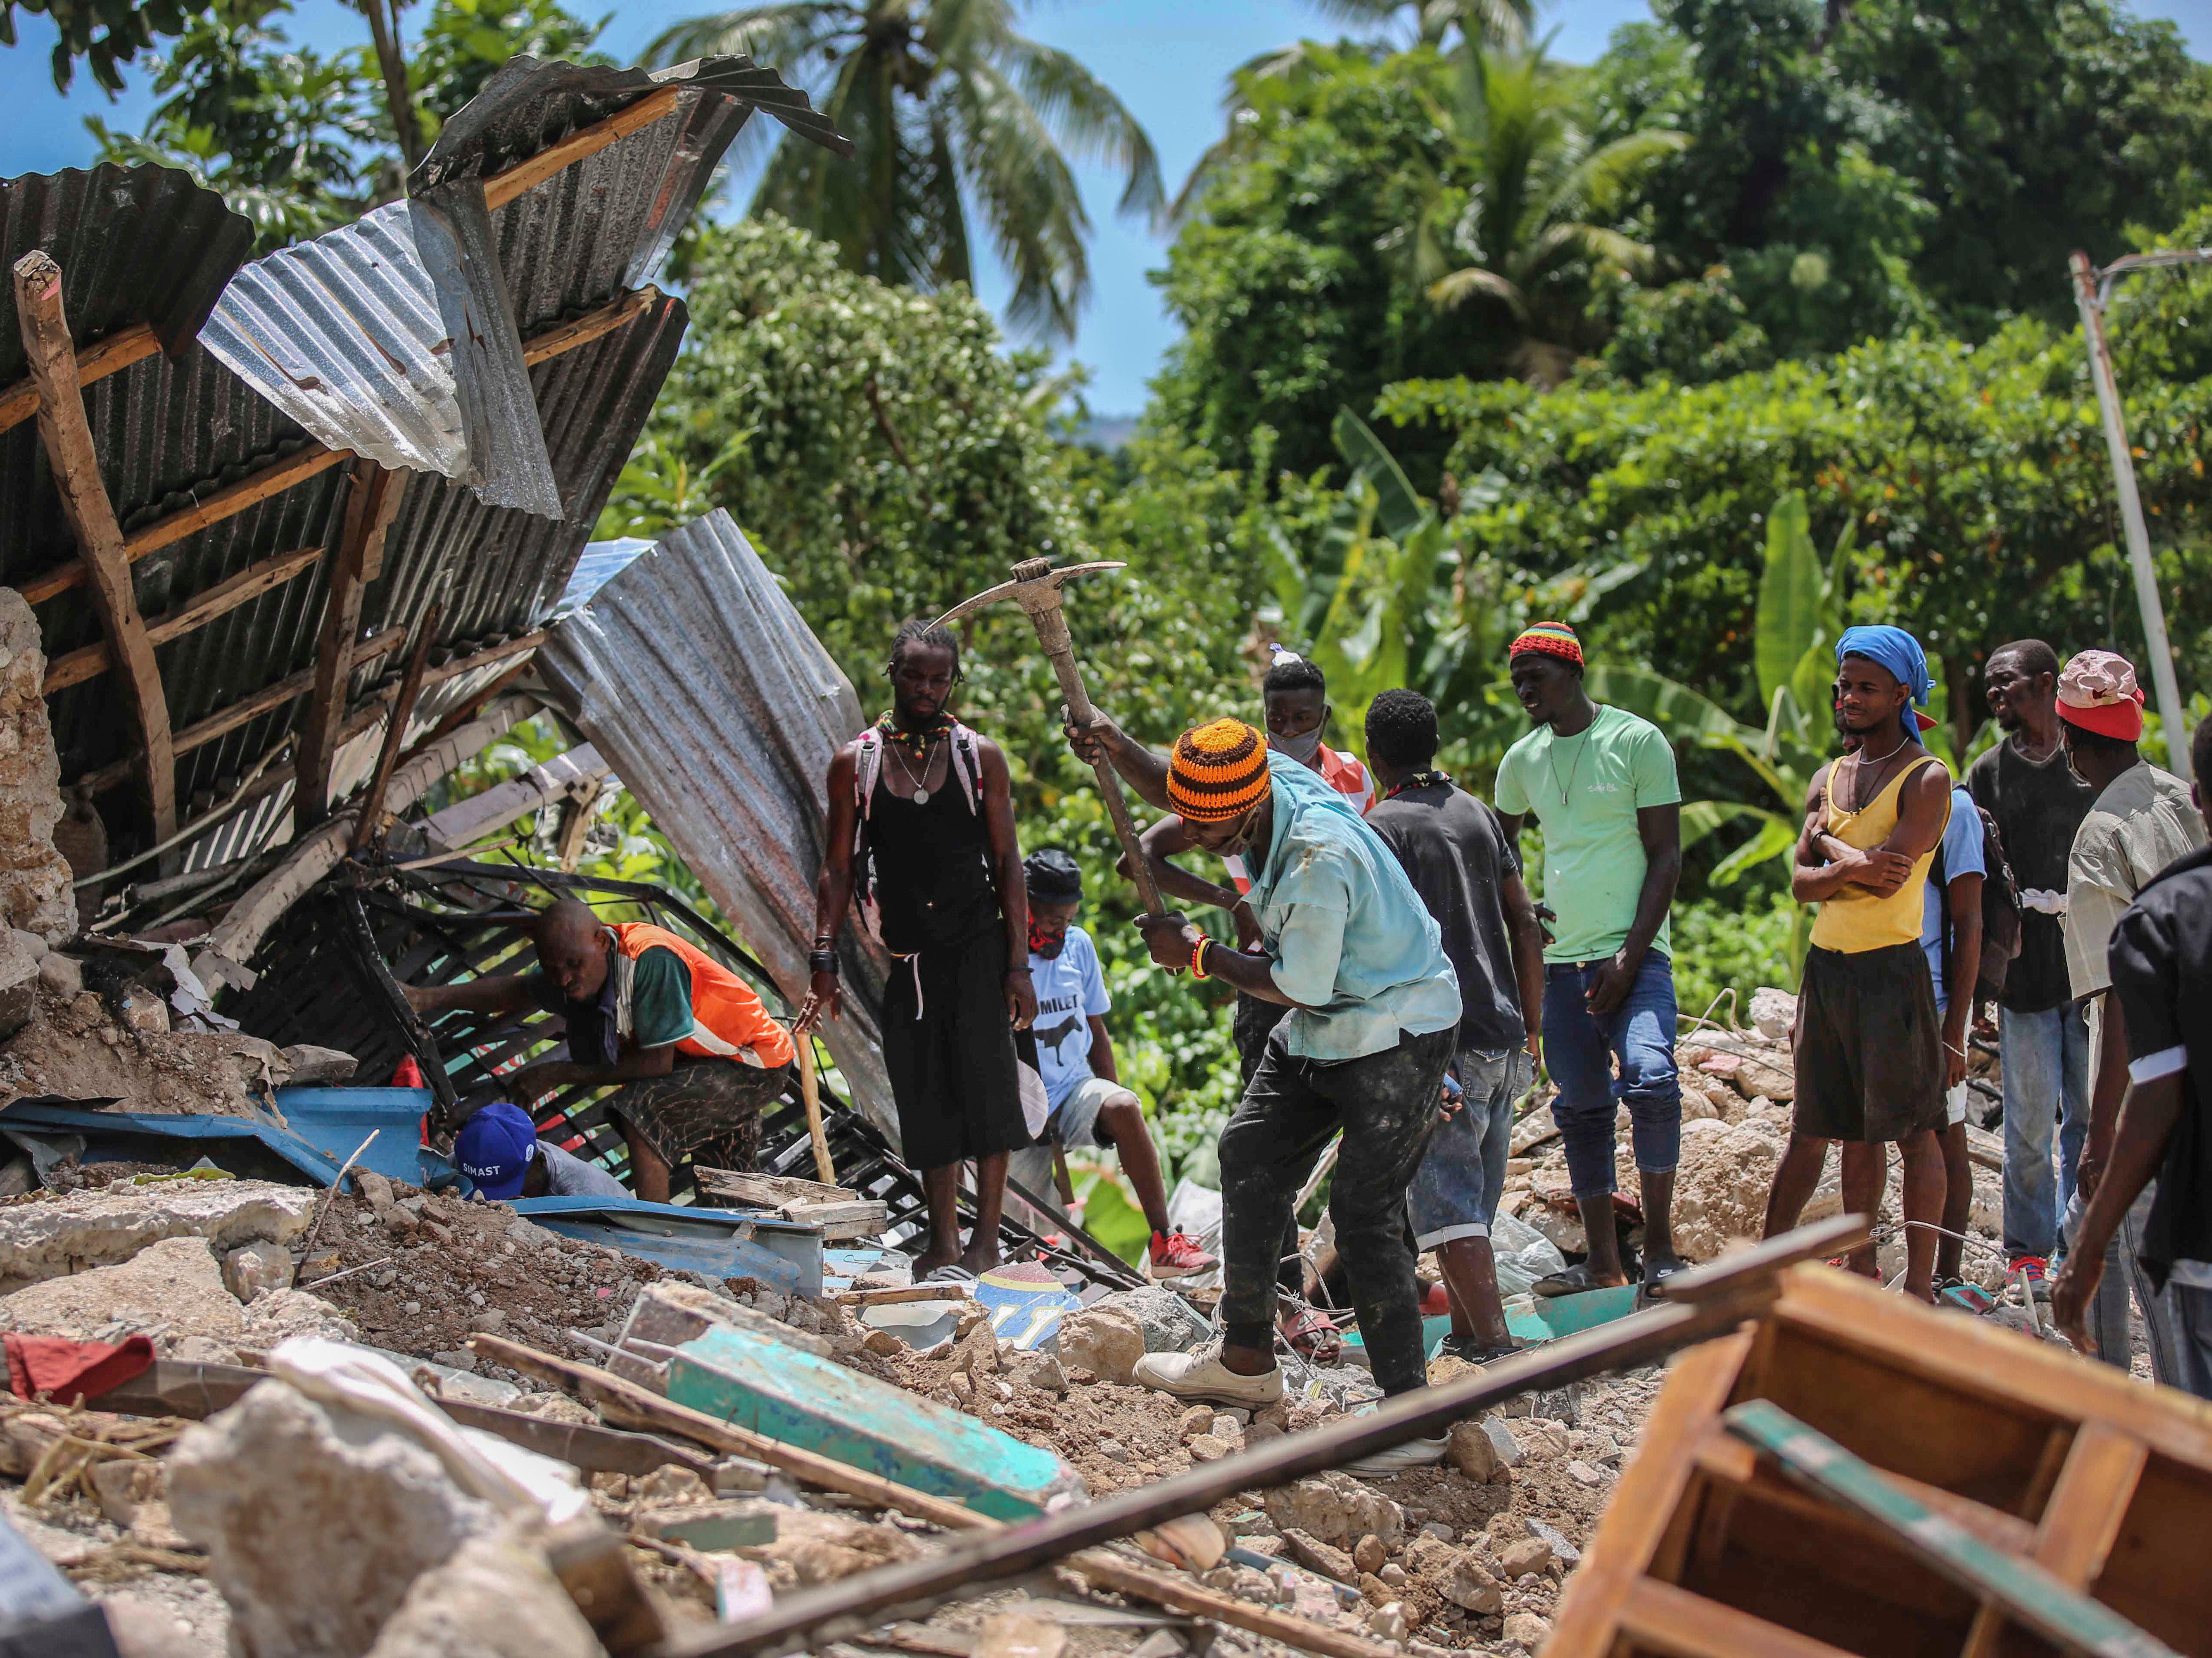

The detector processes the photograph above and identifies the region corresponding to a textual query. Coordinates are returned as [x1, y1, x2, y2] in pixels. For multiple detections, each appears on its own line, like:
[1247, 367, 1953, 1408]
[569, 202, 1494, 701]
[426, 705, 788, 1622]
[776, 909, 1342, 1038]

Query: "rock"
[0, 1234, 242, 1345]
[1089, 1286, 1213, 1353]
[281, 1044, 360, 1085]
[357, 1171, 396, 1214]
[1732, 1054, 1795, 1102]
[1352, 1534, 1387, 1575]
[634, 1465, 714, 1508]
[1566, 1458, 1605, 1486]
[1021, 1352, 1069, 1393]
[1057, 1305, 1147, 1386]
[1366, 1601, 1409, 1641]
[1265, 1472, 1402, 1548]
[91, 1456, 164, 1527]
[1502, 1611, 1551, 1649]
[37, 950, 80, 996]
[862, 1329, 905, 1357]
[1187, 1434, 1231, 1462]
[0, 595, 76, 944]
[1441, 1554, 1504, 1614]
[169, 1380, 499, 1658]
[0, 1177, 318, 1293]
[118, 988, 168, 1034]
[1481, 1418, 1524, 1468]
[1508, 1102, 1559, 1154]
[1487, 1511, 1529, 1543]
[1498, 1536, 1553, 1576]
[1097, 1439, 1130, 1464]
[512, 1392, 599, 1427]
[1281, 1528, 1357, 1583]
[364, 1527, 599, 1658]
[1666, 1117, 1785, 1263]
[1532, 1383, 1582, 1425]
[1526, 1518, 1580, 1565]
[467, 1310, 506, 1335]
[0, 928, 36, 1041]
[1446, 1420, 1501, 1482]
[0, 1155, 34, 1198]
[243, 1288, 358, 1348]
[1749, 987, 1797, 1042]
[223, 1239, 294, 1302]
[1177, 1404, 1216, 1441]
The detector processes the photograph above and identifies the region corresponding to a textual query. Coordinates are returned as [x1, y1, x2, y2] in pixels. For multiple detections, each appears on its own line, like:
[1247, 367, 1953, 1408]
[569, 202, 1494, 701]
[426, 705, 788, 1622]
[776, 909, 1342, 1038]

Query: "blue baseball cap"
[456, 1101, 537, 1200]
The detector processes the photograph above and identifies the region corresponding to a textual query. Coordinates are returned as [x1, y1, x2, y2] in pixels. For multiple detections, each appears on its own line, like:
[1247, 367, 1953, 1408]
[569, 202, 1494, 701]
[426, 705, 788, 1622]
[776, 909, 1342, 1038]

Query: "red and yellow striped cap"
[1168, 719, 1272, 823]
[1509, 621, 1583, 667]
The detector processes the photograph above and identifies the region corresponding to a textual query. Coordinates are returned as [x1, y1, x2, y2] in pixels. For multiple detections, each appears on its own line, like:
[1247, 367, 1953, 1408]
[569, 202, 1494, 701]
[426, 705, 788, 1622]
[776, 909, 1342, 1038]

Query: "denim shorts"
[1407, 1047, 1532, 1249]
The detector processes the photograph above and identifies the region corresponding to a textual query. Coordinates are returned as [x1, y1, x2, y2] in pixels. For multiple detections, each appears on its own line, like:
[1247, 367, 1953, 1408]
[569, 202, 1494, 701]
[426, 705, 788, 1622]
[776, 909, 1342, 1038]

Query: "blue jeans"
[1408, 1048, 1531, 1248]
[1544, 954, 1681, 1199]
[1999, 1001, 2090, 1260]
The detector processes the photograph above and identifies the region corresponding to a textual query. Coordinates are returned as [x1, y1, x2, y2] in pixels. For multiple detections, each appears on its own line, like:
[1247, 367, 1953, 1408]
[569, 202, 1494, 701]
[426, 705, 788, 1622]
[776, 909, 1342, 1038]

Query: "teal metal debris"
[666, 1324, 1085, 1521]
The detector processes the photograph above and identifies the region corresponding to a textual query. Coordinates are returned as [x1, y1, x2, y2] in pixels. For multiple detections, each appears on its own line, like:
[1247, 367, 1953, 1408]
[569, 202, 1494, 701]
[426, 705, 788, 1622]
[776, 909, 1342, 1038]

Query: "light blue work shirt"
[1922, 785, 1987, 1018]
[1242, 752, 1462, 1061]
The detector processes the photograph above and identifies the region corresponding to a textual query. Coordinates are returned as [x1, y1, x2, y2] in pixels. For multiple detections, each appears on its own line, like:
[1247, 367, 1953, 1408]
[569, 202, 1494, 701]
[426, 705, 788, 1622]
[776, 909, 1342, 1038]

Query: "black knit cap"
[1023, 848, 1083, 900]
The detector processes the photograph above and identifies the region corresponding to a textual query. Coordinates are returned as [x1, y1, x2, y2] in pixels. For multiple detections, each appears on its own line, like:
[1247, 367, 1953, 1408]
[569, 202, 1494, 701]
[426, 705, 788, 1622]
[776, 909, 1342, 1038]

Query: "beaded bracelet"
[1189, 935, 1212, 979]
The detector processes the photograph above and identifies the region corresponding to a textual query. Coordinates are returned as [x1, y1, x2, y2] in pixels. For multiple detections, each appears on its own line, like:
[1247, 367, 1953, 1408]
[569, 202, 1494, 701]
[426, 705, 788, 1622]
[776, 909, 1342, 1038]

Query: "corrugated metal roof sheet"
[538, 509, 900, 1142]
[558, 538, 655, 611]
[200, 182, 562, 518]
[0, 164, 252, 381]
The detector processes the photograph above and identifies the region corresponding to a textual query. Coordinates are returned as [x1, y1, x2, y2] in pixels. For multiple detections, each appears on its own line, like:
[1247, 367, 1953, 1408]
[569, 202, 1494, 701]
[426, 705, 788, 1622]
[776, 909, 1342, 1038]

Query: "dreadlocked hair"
[887, 617, 961, 678]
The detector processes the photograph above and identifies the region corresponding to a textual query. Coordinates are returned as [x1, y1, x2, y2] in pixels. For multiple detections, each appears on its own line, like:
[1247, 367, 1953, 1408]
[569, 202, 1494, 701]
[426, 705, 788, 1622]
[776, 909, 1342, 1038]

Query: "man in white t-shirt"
[1010, 849, 1216, 1279]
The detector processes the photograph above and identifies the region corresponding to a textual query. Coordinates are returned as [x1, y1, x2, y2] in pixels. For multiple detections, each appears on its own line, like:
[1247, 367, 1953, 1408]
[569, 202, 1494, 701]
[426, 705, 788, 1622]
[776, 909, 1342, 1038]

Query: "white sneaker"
[1131, 1338, 1285, 1407]
[1343, 1404, 1449, 1476]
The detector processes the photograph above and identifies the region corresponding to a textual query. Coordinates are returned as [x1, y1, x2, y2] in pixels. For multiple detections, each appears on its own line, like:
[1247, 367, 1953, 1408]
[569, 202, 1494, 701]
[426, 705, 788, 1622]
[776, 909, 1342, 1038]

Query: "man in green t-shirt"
[1493, 623, 1686, 1298]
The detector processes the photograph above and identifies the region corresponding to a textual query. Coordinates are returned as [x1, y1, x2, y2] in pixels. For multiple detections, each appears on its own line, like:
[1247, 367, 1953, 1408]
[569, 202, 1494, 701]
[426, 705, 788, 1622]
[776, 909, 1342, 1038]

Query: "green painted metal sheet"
[666, 1324, 1085, 1522]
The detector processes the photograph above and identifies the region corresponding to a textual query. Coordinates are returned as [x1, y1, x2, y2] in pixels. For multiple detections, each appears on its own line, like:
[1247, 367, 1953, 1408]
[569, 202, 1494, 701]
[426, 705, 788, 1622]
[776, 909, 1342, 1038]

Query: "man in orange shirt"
[407, 899, 794, 1201]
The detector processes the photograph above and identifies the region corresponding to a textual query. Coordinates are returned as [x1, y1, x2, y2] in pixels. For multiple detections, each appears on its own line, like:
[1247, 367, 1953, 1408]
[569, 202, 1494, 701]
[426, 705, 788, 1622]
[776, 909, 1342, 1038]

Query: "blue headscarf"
[1835, 625, 1933, 739]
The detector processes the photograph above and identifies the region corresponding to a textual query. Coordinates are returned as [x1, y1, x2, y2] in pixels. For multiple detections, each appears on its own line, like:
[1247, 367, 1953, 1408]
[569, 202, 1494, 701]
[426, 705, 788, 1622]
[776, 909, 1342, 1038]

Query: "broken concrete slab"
[1088, 1287, 1212, 1354]
[0, 1177, 318, 1292]
[280, 1045, 359, 1085]
[223, 1240, 294, 1302]
[666, 1321, 1086, 1522]
[169, 1378, 500, 1658]
[363, 1527, 599, 1658]
[1260, 1471, 1403, 1548]
[0, 928, 38, 1041]
[0, 1234, 243, 1345]
[1056, 1304, 1146, 1384]
[0, 591, 78, 946]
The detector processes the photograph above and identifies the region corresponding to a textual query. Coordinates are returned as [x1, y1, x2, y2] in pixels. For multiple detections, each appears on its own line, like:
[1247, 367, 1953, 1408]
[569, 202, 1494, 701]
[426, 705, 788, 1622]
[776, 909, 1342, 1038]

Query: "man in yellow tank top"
[1761, 626, 1955, 1302]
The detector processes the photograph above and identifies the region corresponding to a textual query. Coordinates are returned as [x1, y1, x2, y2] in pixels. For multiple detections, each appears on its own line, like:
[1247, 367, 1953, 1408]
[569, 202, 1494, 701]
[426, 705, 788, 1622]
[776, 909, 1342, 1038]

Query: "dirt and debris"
[0, 980, 311, 1116]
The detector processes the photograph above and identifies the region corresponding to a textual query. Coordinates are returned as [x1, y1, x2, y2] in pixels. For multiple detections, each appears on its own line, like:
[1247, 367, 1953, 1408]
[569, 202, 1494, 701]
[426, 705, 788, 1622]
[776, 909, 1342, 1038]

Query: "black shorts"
[1792, 941, 1946, 1142]
[881, 930, 1031, 1170]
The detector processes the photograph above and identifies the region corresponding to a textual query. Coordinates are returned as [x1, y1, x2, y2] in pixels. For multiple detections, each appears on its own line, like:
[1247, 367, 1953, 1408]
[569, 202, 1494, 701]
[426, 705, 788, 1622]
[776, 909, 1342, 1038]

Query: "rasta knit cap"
[1509, 621, 1583, 667]
[1168, 719, 1272, 823]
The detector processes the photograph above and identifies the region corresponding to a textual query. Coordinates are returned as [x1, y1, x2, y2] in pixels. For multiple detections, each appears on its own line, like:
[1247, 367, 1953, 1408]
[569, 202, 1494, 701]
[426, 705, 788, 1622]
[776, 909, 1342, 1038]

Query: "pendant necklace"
[1547, 732, 1591, 806]
[889, 739, 936, 804]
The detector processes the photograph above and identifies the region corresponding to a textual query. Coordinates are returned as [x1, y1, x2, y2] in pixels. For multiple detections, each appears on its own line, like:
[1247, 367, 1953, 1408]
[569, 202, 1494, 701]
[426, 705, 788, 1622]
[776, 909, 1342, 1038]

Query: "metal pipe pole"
[2070, 250, 2194, 787]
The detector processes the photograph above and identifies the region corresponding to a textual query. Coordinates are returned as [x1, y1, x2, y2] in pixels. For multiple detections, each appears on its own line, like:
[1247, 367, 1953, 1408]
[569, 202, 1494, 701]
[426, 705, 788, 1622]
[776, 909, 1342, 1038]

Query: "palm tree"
[1416, 41, 1687, 382]
[646, 0, 1161, 343]
[1171, 0, 1532, 220]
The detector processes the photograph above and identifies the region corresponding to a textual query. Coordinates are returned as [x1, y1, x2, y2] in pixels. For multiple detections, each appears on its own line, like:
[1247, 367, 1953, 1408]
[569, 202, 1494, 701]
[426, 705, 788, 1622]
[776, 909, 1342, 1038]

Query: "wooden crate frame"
[1549, 1265, 2212, 1658]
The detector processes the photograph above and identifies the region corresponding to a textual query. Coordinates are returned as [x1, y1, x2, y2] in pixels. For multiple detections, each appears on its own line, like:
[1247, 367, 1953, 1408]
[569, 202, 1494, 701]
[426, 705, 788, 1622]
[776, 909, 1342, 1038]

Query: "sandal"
[1532, 1262, 1629, 1298]
[1280, 1305, 1343, 1365]
[1437, 1332, 1521, 1364]
[1640, 1257, 1689, 1302]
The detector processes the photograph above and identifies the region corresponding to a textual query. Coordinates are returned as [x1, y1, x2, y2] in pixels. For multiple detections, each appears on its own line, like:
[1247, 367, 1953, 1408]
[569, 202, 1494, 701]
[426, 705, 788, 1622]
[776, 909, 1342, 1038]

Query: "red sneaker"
[1148, 1230, 1217, 1279]
[2009, 1255, 2052, 1303]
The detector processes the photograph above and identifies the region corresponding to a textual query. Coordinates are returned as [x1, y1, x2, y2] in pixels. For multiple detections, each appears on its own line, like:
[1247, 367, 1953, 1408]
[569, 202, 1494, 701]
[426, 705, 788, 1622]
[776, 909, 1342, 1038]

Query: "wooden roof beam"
[19, 287, 662, 607]
[296, 460, 405, 827]
[0, 320, 158, 437]
[482, 89, 683, 210]
[12, 252, 178, 843]
[43, 542, 325, 695]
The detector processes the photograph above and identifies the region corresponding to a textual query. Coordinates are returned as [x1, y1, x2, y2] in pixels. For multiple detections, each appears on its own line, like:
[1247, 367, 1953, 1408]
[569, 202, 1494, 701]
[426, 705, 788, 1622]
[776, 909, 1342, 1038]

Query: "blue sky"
[4, 0, 2211, 412]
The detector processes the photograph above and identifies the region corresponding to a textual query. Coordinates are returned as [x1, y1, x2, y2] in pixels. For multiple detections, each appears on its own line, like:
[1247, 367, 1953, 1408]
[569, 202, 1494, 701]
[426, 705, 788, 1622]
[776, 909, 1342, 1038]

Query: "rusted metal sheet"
[538, 510, 898, 1140]
[200, 181, 562, 517]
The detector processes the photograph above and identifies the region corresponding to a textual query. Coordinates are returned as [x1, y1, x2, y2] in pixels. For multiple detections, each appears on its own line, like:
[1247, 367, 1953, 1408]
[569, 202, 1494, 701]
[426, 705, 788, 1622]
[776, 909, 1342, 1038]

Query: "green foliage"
[405, 0, 607, 135]
[644, 0, 1161, 344]
[1669, 889, 1800, 1023]
[2, 0, 192, 92]
[1592, 264, 1773, 386]
[85, 0, 378, 248]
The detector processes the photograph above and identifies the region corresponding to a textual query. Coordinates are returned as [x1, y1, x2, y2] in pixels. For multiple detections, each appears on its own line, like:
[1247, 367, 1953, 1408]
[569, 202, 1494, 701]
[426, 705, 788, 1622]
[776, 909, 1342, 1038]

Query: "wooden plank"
[1722, 1400, 2180, 1658]
[483, 88, 684, 209]
[1064, 1550, 1400, 1658]
[349, 600, 440, 852]
[13, 251, 179, 842]
[2032, 1421, 2149, 1582]
[1618, 1578, 1862, 1658]
[1545, 1331, 1757, 1658]
[295, 461, 405, 826]
[20, 288, 658, 606]
[43, 543, 325, 693]
[1771, 1268, 2212, 1475]
[1691, 1430, 2040, 1558]
[0, 320, 158, 435]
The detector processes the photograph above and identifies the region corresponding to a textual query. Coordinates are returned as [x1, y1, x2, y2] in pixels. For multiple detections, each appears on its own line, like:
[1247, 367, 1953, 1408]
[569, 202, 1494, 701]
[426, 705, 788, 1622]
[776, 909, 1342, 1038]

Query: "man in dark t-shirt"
[1968, 639, 2097, 1285]
[2053, 715, 2212, 1398]
[1363, 691, 1545, 1361]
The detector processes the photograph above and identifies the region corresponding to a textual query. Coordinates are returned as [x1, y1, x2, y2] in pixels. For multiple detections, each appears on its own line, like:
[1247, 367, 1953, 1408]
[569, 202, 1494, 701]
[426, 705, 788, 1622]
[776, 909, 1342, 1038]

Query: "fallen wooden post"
[657, 1215, 1870, 1657]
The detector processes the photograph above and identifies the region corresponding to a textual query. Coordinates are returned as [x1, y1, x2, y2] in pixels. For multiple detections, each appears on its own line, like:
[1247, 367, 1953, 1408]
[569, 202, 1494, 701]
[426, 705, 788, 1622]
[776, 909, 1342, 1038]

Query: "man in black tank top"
[797, 620, 1038, 1281]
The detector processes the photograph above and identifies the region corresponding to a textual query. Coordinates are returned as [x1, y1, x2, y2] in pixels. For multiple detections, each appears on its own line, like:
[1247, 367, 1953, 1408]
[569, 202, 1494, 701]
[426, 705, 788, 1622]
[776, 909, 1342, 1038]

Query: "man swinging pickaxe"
[929, 558, 1172, 925]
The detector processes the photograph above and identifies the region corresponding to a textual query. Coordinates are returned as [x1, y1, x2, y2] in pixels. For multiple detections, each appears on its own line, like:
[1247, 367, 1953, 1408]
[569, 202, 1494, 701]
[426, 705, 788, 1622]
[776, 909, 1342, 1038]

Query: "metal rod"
[73, 734, 292, 889]
[2070, 250, 2194, 787]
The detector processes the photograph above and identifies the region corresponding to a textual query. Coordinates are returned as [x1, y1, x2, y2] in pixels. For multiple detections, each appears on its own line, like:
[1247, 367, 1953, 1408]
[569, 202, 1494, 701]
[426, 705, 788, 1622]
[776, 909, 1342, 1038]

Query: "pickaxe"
[930, 559, 1170, 919]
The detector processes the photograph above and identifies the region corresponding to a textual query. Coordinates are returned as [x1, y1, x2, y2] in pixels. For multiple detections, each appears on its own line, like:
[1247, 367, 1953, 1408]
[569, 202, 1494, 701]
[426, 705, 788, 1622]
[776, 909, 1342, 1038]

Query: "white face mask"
[1271, 728, 1323, 766]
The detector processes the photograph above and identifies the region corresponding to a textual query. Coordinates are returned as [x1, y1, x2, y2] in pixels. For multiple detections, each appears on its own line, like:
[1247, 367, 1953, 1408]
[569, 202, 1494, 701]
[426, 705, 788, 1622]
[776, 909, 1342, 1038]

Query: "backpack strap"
[949, 722, 983, 815]
[854, 728, 883, 835]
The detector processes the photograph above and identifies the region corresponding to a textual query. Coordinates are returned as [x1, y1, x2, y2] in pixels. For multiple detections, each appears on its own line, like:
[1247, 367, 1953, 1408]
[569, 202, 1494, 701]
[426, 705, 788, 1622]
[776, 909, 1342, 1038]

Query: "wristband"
[808, 949, 840, 976]
[1189, 934, 1212, 979]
